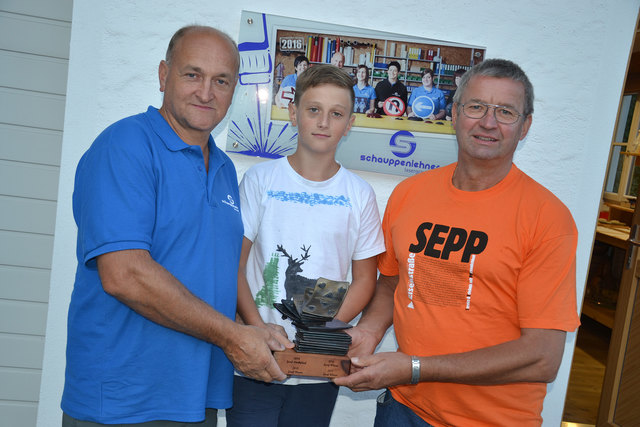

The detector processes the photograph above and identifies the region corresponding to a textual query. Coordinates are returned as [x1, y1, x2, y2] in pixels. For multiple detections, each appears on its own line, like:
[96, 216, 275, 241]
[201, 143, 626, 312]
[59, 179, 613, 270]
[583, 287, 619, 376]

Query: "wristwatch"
[410, 355, 421, 384]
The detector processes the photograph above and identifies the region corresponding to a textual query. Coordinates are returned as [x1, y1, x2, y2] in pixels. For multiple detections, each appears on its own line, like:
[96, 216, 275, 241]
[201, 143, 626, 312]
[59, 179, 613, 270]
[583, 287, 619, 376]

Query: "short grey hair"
[453, 58, 534, 116]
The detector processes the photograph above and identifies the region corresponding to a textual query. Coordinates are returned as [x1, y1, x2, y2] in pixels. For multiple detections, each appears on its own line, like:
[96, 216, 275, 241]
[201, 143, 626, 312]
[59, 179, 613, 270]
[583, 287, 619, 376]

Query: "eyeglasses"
[458, 101, 523, 124]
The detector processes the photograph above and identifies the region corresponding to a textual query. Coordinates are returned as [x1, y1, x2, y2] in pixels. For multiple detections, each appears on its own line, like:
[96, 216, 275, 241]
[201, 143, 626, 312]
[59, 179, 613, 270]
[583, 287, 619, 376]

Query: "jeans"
[225, 376, 339, 427]
[373, 389, 435, 427]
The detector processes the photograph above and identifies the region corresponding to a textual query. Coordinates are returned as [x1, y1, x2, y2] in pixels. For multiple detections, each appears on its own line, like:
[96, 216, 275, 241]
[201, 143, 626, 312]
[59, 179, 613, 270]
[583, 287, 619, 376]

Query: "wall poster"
[226, 10, 486, 177]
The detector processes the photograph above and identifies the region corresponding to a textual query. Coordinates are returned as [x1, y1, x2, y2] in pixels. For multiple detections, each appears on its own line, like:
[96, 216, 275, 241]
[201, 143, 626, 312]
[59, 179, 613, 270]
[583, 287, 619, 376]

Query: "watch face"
[383, 96, 406, 116]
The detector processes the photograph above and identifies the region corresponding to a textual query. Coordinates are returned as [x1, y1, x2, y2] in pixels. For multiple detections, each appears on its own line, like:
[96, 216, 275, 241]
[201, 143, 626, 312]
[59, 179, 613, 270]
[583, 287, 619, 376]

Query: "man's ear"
[451, 102, 458, 127]
[518, 114, 533, 141]
[158, 60, 168, 92]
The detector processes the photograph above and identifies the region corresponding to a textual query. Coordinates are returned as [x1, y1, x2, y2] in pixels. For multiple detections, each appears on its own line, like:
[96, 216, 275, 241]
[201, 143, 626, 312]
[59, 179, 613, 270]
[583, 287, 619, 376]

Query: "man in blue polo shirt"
[62, 25, 291, 426]
[407, 69, 446, 120]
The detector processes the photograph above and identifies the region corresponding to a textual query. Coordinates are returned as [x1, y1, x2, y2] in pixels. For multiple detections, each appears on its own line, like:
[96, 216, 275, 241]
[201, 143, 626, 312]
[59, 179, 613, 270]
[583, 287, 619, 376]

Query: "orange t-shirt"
[378, 163, 579, 427]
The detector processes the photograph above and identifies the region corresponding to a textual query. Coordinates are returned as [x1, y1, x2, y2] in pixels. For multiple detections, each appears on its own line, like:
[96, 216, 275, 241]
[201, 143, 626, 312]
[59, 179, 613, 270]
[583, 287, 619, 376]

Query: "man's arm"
[374, 81, 386, 110]
[334, 256, 377, 323]
[433, 94, 447, 120]
[334, 326, 566, 392]
[97, 248, 287, 382]
[433, 108, 446, 120]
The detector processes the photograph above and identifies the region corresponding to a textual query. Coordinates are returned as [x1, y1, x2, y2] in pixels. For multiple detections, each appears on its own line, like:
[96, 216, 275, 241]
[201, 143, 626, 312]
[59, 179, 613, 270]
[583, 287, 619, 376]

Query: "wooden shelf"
[582, 300, 616, 329]
[604, 202, 634, 213]
[602, 203, 634, 226]
[596, 224, 630, 249]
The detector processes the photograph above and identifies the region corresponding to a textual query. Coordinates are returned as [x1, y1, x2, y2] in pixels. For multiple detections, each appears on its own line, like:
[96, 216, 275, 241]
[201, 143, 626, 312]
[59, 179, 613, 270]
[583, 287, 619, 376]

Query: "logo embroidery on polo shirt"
[222, 195, 239, 212]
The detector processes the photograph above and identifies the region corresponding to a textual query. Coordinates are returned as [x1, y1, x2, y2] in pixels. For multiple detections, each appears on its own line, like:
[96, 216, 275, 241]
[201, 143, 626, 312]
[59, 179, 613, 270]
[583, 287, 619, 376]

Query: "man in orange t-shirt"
[334, 59, 580, 427]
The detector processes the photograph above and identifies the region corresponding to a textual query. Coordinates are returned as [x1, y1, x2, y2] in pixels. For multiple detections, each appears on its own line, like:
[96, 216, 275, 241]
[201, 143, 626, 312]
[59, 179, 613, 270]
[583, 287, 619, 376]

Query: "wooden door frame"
[596, 10, 640, 426]
[597, 247, 639, 425]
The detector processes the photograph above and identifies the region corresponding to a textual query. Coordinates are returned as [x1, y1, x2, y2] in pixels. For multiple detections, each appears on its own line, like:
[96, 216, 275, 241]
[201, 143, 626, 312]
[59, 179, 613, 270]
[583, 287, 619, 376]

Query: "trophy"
[273, 278, 352, 378]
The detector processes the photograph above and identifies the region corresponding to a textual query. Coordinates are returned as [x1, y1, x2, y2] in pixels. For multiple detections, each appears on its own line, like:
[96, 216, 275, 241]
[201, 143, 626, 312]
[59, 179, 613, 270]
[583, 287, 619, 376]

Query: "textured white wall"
[38, 0, 639, 425]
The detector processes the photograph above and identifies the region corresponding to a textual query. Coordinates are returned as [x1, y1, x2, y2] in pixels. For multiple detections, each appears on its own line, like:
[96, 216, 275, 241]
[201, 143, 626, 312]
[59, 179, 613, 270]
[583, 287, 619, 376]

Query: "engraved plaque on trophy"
[273, 278, 352, 378]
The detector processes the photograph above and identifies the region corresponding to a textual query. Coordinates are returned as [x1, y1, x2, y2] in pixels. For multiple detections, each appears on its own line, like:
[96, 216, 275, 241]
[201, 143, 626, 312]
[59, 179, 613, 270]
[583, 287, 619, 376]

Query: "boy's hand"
[344, 326, 380, 374]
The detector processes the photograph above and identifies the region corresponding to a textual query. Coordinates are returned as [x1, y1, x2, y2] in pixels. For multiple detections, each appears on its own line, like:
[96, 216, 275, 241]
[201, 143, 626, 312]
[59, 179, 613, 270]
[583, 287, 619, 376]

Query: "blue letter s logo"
[390, 131, 416, 158]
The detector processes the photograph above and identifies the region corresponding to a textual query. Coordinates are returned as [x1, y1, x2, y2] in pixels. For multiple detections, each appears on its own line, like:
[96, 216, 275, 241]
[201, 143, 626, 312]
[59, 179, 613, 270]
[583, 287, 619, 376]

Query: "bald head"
[331, 51, 345, 68]
[165, 25, 239, 76]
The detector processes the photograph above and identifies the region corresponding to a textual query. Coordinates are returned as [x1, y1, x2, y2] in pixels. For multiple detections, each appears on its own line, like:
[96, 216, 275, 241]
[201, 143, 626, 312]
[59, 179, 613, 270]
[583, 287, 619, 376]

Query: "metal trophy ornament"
[273, 278, 352, 378]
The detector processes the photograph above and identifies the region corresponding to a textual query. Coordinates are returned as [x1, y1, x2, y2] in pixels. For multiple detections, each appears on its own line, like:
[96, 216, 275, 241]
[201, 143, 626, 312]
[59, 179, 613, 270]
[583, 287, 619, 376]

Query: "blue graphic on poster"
[227, 12, 297, 158]
[411, 96, 435, 118]
[389, 131, 417, 158]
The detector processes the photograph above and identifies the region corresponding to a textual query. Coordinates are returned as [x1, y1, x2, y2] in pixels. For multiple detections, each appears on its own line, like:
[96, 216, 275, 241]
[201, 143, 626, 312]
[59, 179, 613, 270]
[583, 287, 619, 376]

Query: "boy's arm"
[334, 256, 378, 323]
[367, 98, 375, 114]
[237, 237, 293, 348]
[342, 273, 398, 360]
[237, 237, 264, 326]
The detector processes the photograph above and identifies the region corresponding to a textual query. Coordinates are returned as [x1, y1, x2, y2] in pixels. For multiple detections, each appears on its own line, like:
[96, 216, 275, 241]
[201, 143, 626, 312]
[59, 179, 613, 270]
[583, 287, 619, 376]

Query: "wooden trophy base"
[274, 348, 351, 379]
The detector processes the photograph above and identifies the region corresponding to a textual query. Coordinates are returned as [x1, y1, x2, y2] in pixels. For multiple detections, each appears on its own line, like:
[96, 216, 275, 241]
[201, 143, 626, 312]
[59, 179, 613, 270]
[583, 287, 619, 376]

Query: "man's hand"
[222, 324, 291, 382]
[333, 351, 412, 392]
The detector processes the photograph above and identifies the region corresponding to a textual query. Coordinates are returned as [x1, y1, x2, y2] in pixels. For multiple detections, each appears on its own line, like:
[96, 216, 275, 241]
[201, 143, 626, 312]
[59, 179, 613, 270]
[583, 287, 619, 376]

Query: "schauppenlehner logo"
[389, 130, 416, 158]
[222, 195, 239, 212]
[359, 130, 440, 173]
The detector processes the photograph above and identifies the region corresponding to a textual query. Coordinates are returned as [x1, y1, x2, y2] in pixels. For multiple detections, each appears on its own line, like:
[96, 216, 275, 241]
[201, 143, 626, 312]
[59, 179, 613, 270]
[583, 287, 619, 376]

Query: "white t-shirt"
[240, 156, 385, 347]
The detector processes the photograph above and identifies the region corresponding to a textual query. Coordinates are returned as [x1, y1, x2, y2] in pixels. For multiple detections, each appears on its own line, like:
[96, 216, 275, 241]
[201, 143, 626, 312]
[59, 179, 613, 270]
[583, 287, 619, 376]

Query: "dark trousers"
[225, 376, 339, 427]
[374, 389, 434, 427]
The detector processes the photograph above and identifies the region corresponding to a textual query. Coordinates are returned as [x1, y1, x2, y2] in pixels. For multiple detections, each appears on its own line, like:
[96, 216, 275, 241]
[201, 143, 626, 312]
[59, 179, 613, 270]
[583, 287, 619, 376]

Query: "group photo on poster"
[226, 11, 486, 177]
[270, 28, 484, 135]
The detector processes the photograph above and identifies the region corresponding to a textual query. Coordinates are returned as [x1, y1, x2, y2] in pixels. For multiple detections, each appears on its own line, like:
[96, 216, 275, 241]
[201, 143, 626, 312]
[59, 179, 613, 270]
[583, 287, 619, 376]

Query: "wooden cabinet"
[584, 227, 626, 328]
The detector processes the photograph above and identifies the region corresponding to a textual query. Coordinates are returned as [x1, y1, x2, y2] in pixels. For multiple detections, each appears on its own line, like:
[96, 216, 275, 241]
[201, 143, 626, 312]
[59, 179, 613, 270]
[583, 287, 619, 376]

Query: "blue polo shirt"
[353, 84, 376, 113]
[62, 106, 243, 423]
[280, 73, 298, 88]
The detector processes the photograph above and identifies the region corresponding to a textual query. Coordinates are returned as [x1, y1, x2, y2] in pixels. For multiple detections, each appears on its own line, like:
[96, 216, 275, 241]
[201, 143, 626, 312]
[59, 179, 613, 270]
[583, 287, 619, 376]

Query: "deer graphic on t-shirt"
[276, 244, 317, 301]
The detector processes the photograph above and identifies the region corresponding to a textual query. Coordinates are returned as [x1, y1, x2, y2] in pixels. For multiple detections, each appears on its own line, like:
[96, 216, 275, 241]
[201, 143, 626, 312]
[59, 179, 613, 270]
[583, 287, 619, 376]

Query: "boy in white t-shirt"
[226, 64, 385, 427]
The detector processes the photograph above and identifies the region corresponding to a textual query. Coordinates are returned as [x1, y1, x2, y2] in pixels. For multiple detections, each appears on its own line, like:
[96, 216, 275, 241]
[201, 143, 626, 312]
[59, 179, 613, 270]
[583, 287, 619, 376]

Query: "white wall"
[38, 0, 640, 426]
[0, 1, 71, 425]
